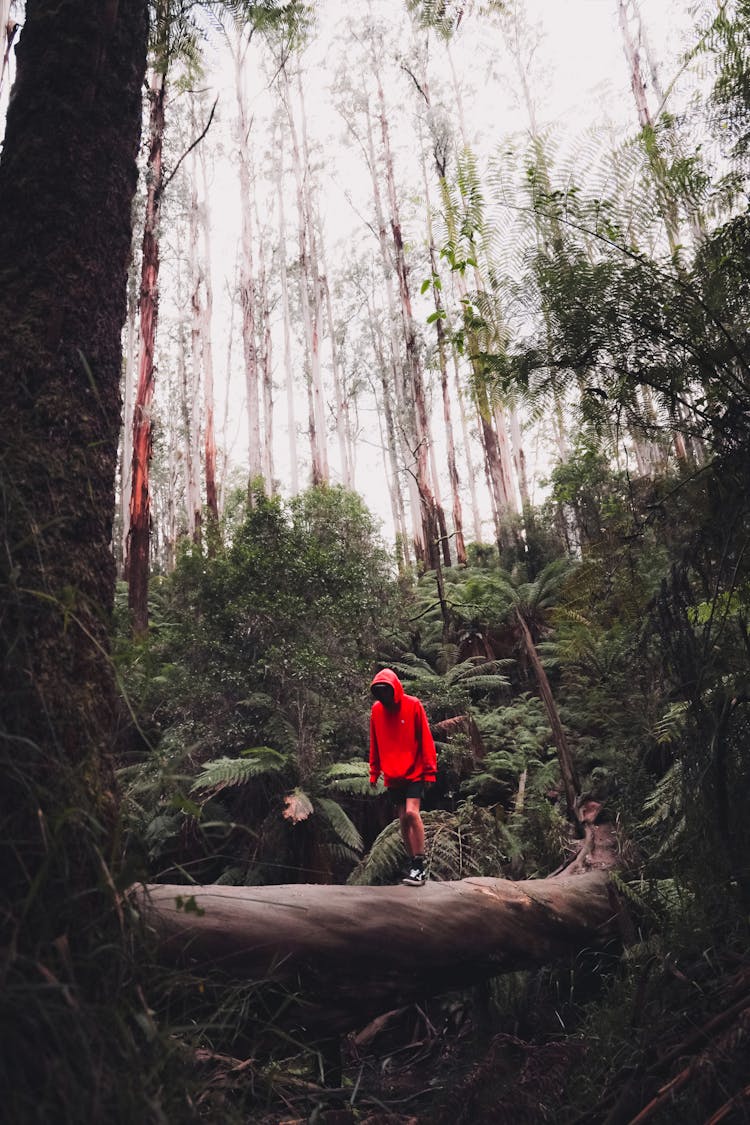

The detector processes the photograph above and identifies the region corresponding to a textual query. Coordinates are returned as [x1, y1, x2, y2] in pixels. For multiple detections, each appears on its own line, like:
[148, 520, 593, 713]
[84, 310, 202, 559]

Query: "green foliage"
[313, 796, 364, 853]
[323, 759, 385, 796]
[191, 747, 288, 794]
[350, 802, 517, 886]
[115, 485, 400, 884]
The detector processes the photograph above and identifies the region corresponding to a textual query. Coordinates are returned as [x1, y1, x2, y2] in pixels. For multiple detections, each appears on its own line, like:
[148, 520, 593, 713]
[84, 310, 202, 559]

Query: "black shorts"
[388, 780, 425, 803]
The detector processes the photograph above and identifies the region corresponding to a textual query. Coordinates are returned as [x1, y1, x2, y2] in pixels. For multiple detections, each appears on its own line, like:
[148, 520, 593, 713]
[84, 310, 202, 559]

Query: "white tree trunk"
[187, 162, 203, 543]
[321, 267, 353, 489]
[418, 121, 466, 563]
[362, 89, 424, 559]
[275, 141, 299, 496]
[196, 134, 219, 528]
[230, 28, 263, 489]
[253, 189, 275, 492]
[368, 293, 411, 568]
[282, 64, 328, 485]
[296, 66, 329, 485]
[0, 0, 18, 99]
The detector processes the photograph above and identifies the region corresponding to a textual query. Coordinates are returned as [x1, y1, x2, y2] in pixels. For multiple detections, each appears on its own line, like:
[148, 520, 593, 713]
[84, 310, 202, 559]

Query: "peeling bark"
[127, 54, 166, 634]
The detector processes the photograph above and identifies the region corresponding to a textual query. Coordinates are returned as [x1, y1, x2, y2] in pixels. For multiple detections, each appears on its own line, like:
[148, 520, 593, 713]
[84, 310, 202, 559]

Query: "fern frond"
[348, 821, 406, 886]
[191, 748, 286, 794]
[313, 797, 364, 853]
[324, 760, 369, 779]
[652, 702, 689, 744]
[326, 776, 383, 796]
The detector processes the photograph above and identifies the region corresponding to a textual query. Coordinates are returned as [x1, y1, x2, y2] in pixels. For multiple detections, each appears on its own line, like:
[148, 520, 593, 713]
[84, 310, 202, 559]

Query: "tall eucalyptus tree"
[126, 0, 304, 633]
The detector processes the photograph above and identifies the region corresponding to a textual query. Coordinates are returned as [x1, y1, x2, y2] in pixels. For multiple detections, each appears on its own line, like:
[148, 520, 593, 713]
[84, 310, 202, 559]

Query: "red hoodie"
[369, 668, 437, 788]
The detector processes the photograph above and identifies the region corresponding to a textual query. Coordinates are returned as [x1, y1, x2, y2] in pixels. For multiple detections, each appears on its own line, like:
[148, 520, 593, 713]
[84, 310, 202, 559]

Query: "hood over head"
[370, 667, 404, 705]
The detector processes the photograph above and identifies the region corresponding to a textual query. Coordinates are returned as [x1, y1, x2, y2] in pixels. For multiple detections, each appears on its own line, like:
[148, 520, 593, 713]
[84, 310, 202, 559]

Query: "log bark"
[136, 870, 617, 1034]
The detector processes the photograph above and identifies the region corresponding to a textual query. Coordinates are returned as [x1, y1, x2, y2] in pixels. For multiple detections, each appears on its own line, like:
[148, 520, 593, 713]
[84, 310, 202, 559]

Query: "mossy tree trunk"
[0, 0, 148, 926]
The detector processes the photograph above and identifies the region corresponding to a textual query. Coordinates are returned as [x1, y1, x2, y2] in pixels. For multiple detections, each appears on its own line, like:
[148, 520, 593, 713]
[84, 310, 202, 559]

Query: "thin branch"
[400, 61, 429, 106]
[162, 96, 219, 195]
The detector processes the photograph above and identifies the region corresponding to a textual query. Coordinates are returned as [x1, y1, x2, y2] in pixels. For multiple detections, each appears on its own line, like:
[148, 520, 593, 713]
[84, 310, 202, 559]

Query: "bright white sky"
[198, 0, 706, 538]
[0, 0, 711, 544]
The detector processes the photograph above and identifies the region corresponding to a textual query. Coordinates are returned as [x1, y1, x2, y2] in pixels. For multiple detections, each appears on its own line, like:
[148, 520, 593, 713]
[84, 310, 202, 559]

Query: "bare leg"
[397, 797, 425, 858]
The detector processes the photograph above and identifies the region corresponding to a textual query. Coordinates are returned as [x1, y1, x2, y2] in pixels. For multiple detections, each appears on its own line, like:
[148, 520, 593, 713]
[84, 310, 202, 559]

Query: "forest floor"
[195, 951, 750, 1125]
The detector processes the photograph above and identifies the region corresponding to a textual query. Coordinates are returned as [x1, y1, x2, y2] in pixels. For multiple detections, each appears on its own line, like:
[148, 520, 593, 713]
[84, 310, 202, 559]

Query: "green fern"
[652, 702, 689, 744]
[348, 821, 406, 886]
[350, 804, 514, 886]
[191, 748, 287, 794]
[313, 797, 364, 853]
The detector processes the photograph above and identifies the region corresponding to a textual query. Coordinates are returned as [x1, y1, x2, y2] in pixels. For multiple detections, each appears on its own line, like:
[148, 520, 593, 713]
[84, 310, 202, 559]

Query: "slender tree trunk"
[127, 52, 166, 635]
[452, 341, 483, 543]
[197, 130, 219, 538]
[187, 165, 203, 546]
[322, 268, 353, 489]
[374, 374, 408, 571]
[282, 64, 327, 485]
[424, 185, 466, 562]
[375, 63, 442, 568]
[516, 609, 580, 820]
[362, 89, 423, 561]
[476, 388, 516, 547]
[165, 389, 179, 573]
[219, 258, 238, 517]
[231, 29, 264, 492]
[119, 273, 138, 575]
[508, 402, 530, 509]
[368, 294, 411, 569]
[618, 0, 702, 469]
[275, 141, 299, 496]
[254, 190, 275, 491]
[0, 0, 18, 98]
[296, 66, 329, 485]
[0, 0, 147, 904]
[408, 41, 467, 563]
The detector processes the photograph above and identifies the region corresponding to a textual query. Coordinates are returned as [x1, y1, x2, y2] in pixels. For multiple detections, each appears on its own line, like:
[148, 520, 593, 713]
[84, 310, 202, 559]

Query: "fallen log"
[136, 871, 619, 1034]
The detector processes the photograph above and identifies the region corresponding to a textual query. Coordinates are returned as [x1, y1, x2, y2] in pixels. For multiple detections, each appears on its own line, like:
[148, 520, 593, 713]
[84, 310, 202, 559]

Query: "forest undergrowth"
[104, 455, 750, 1124]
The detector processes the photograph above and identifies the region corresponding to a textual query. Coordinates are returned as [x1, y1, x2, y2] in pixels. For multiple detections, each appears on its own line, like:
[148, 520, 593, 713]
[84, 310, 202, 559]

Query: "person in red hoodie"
[369, 668, 437, 886]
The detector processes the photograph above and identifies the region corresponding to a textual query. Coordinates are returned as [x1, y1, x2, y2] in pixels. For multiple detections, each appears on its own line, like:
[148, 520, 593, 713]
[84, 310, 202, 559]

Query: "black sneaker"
[402, 858, 426, 886]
